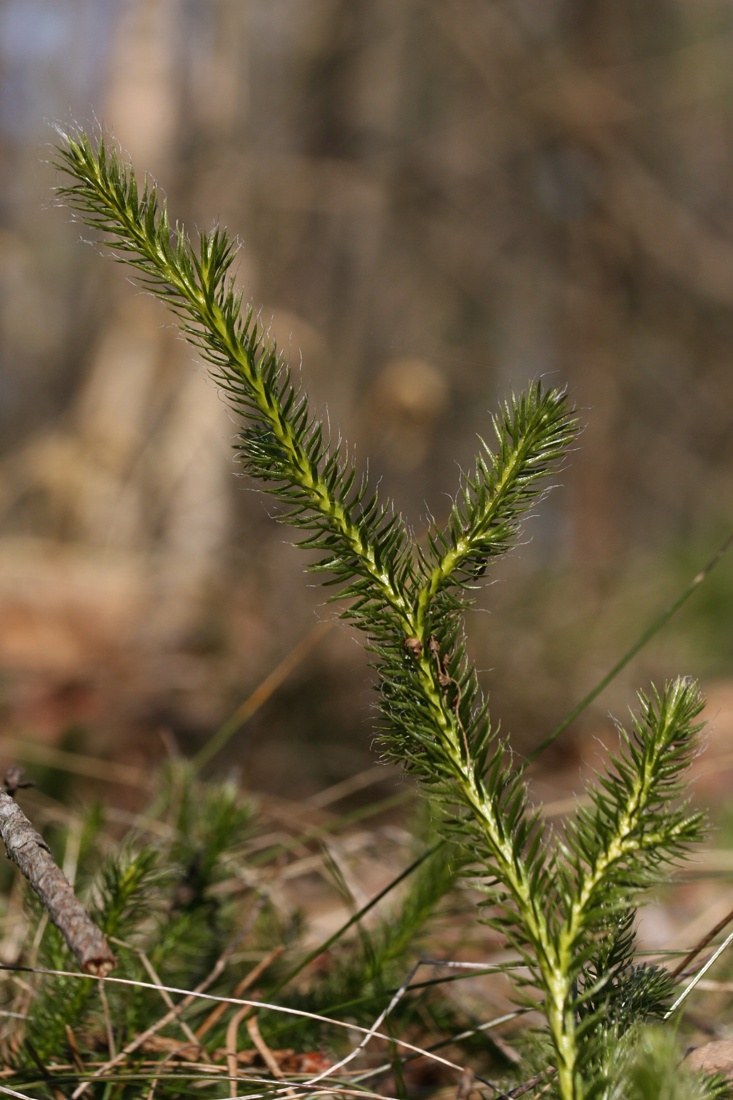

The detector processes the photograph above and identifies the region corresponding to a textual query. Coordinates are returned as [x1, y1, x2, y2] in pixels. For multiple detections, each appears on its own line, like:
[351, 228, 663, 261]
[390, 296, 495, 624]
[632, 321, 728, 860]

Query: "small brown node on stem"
[403, 636, 423, 659]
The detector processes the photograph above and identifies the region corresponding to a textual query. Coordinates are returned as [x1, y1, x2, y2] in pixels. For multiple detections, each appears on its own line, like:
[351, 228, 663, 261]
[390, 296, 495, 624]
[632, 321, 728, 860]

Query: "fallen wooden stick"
[0, 772, 115, 976]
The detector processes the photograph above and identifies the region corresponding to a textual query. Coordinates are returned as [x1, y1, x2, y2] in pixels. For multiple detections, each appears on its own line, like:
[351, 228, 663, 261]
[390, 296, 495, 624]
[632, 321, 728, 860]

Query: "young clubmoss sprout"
[52, 127, 718, 1100]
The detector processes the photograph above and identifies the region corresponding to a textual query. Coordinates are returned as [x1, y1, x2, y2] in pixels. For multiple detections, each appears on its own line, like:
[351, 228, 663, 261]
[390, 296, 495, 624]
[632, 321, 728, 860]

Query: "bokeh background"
[2, 0, 733, 804]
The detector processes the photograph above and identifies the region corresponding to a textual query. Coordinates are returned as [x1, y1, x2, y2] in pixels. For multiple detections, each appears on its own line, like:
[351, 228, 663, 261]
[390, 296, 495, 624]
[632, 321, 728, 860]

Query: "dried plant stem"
[0, 791, 115, 976]
[69, 944, 285, 1099]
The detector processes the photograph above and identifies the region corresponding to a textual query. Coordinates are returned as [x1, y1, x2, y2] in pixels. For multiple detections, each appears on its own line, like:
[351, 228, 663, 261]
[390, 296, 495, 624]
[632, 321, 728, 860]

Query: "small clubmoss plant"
[46, 129, 723, 1099]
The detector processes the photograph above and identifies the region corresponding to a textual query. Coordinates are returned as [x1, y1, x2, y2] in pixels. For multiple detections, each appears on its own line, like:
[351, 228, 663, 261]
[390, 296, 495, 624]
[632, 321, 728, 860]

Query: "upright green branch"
[53, 129, 717, 1099]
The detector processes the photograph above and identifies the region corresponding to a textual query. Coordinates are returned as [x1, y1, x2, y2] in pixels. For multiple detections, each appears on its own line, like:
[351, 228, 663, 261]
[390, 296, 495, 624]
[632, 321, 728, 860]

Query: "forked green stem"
[54, 129, 715, 1100]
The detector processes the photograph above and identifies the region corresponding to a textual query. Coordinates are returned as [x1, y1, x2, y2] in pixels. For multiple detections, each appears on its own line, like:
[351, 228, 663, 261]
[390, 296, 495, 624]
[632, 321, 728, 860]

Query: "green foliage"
[4, 765, 462, 1097]
[33, 128, 724, 1098]
[12, 766, 255, 1076]
[610, 1027, 729, 1100]
[292, 821, 462, 1032]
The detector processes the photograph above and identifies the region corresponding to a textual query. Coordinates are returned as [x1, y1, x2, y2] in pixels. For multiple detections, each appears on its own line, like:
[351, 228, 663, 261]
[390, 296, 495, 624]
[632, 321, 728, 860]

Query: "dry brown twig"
[0, 769, 115, 977]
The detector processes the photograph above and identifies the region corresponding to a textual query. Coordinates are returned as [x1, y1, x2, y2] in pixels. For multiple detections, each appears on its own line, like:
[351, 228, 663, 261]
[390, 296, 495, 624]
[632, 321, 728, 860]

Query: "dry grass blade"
[0, 1085, 43, 1099]
[0, 963, 471, 1080]
[69, 943, 285, 1097]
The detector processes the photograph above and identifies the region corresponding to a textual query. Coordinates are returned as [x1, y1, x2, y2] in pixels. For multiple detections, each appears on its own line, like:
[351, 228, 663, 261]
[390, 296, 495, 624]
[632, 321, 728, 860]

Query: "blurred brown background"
[2, 0, 733, 801]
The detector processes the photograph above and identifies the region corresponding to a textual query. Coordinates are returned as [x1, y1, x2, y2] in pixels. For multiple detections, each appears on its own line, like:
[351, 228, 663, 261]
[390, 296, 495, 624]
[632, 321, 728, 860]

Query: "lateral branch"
[0, 784, 115, 976]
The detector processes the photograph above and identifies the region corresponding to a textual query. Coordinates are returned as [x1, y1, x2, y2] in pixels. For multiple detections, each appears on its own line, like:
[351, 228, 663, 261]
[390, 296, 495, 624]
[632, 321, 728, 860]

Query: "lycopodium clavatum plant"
[49, 128, 726, 1100]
